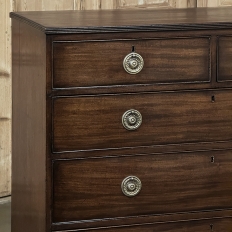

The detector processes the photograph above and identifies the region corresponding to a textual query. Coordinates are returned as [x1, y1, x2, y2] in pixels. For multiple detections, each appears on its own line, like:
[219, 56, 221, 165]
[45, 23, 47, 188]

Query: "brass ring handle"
[122, 109, 142, 131]
[123, 52, 144, 74]
[121, 176, 142, 197]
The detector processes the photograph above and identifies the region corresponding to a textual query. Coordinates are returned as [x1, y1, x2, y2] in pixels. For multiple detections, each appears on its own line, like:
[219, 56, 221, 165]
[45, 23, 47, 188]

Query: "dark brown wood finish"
[53, 90, 232, 152]
[46, 36, 53, 232]
[11, 7, 232, 232]
[53, 37, 210, 88]
[11, 19, 47, 232]
[56, 217, 232, 232]
[9, 7, 232, 34]
[52, 209, 232, 231]
[51, 141, 232, 160]
[53, 150, 232, 222]
[218, 36, 232, 82]
[48, 29, 232, 96]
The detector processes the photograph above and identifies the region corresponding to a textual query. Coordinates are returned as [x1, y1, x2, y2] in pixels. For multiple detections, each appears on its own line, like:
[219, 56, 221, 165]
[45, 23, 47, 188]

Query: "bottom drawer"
[55, 217, 232, 232]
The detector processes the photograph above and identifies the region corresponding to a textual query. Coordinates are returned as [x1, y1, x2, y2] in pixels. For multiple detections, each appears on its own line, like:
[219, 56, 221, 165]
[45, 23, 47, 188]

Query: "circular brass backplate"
[123, 52, 144, 74]
[122, 109, 142, 131]
[121, 176, 142, 197]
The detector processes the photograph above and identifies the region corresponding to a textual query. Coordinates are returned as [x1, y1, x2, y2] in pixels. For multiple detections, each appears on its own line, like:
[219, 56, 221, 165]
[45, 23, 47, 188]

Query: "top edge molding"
[10, 8, 232, 34]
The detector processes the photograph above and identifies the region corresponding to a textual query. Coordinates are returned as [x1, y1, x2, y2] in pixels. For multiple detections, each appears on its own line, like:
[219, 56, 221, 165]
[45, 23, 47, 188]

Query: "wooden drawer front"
[52, 37, 210, 88]
[53, 150, 232, 222]
[218, 36, 232, 82]
[53, 90, 232, 152]
[56, 218, 232, 232]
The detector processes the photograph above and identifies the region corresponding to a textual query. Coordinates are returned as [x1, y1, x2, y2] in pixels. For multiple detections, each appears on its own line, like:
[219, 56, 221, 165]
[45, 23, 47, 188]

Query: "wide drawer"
[218, 36, 232, 82]
[53, 90, 232, 152]
[55, 218, 232, 232]
[52, 37, 210, 88]
[52, 150, 232, 222]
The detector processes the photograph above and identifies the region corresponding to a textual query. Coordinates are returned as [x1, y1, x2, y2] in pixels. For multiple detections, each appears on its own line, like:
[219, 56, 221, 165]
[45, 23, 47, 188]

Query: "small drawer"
[52, 150, 232, 222]
[218, 36, 232, 82]
[53, 90, 232, 152]
[52, 37, 210, 88]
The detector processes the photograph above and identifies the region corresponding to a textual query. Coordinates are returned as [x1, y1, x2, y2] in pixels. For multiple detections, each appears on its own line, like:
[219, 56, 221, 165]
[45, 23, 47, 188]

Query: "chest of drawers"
[11, 7, 232, 232]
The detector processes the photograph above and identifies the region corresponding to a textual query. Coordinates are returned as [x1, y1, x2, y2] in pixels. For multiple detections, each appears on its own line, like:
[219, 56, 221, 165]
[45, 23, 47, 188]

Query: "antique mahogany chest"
[11, 7, 232, 232]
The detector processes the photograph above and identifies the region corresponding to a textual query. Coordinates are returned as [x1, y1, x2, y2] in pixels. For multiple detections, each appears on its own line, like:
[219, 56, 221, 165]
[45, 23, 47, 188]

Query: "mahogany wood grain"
[53, 150, 232, 222]
[56, 217, 232, 232]
[11, 19, 47, 232]
[9, 7, 232, 34]
[53, 89, 232, 152]
[52, 209, 232, 231]
[53, 37, 210, 88]
[11, 8, 232, 232]
[48, 29, 232, 97]
[218, 36, 232, 82]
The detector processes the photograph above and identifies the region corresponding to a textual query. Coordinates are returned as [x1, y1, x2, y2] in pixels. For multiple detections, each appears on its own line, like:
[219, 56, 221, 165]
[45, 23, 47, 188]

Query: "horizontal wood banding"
[52, 209, 232, 231]
[54, 218, 232, 232]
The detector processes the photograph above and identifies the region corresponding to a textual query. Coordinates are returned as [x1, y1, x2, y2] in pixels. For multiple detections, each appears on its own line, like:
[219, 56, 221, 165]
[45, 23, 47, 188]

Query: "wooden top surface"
[10, 7, 232, 34]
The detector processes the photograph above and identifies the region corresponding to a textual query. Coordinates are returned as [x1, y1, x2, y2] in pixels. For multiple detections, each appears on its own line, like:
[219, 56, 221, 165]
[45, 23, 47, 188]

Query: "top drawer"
[52, 37, 210, 89]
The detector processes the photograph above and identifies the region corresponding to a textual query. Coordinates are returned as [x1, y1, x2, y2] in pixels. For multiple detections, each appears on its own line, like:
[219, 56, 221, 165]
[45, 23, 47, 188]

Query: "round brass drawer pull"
[122, 109, 142, 131]
[121, 176, 142, 197]
[123, 52, 144, 74]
